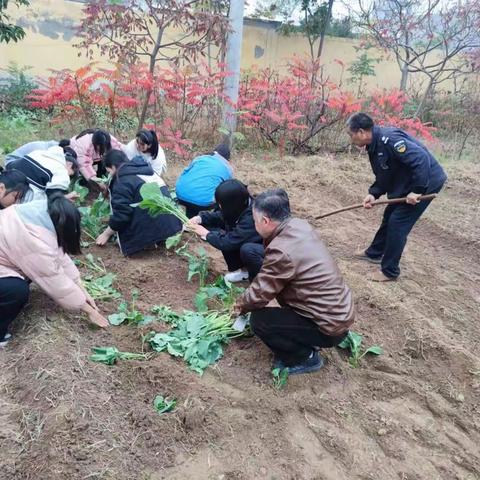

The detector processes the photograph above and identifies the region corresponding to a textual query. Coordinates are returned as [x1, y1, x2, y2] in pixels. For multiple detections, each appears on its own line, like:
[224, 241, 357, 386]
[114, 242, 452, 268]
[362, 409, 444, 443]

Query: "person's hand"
[96, 230, 111, 246]
[88, 309, 109, 328]
[406, 192, 421, 205]
[189, 215, 202, 225]
[81, 302, 109, 328]
[65, 191, 80, 202]
[232, 302, 242, 317]
[363, 194, 376, 209]
[189, 224, 210, 239]
[84, 291, 98, 310]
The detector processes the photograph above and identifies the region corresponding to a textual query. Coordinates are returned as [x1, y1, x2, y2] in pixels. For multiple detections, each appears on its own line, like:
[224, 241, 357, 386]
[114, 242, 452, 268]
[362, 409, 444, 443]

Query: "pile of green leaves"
[109, 289, 154, 326]
[338, 331, 383, 368]
[76, 254, 121, 301]
[139, 183, 189, 224]
[195, 276, 244, 313]
[90, 346, 149, 365]
[146, 308, 243, 374]
[79, 194, 110, 241]
[153, 395, 177, 414]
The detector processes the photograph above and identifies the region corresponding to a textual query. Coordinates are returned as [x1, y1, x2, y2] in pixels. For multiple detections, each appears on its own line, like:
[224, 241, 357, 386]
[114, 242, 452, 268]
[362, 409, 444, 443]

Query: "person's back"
[176, 151, 233, 208]
[108, 156, 182, 256]
[253, 217, 354, 335]
[5, 140, 58, 165]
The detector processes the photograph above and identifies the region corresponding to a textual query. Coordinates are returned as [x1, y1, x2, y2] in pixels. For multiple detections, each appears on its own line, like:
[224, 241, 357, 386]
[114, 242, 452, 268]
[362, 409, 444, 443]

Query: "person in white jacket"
[6, 145, 79, 202]
[122, 129, 167, 176]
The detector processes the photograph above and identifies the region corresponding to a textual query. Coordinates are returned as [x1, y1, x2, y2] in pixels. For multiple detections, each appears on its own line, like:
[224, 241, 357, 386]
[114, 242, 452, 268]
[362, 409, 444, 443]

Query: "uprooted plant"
[89, 346, 150, 365]
[337, 331, 383, 368]
[108, 289, 154, 326]
[153, 395, 177, 414]
[75, 254, 121, 301]
[79, 194, 110, 242]
[195, 275, 244, 313]
[139, 183, 189, 224]
[271, 367, 289, 390]
[146, 307, 244, 375]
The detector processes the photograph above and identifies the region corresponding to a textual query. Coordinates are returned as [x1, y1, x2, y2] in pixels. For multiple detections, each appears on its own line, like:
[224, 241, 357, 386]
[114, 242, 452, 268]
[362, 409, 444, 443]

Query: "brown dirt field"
[1, 152, 480, 480]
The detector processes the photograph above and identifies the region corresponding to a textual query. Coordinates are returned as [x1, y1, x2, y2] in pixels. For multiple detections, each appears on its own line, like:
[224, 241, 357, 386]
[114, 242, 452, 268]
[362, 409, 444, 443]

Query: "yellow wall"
[0, 0, 419, 92]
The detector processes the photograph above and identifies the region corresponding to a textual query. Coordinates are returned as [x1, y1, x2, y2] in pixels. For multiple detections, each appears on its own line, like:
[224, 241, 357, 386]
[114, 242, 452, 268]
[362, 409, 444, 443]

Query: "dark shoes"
[273, 351, 324, 376]
[353, 249, 382, 264]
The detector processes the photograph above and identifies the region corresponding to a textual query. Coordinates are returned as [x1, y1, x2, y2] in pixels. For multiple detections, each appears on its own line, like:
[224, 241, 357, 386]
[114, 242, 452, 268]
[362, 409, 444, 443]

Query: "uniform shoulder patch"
[393, 139, 407, 153]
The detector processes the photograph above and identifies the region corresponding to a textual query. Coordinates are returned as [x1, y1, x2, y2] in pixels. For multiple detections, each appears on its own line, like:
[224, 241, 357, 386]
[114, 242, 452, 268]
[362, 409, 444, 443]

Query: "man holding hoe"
[347, 113, 447, 282]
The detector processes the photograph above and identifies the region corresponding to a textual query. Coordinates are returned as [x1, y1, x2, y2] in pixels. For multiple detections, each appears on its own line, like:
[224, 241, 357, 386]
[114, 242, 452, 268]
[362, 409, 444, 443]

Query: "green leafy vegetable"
[165, 232, 182, 250]
[147, 308, 244, 374]
[176, 245, 209, 287]
[195, 276, 244, 313]
[139, 183, 189, 224]
[338, 331, 383, 367]
[79, 194, 110, 241]
[108, 289, 154, 326]
[153, 395, 177, 414]
[90, 346, 149, 365]
[272, 367, 289, 389]
[71, 180, 89, 205]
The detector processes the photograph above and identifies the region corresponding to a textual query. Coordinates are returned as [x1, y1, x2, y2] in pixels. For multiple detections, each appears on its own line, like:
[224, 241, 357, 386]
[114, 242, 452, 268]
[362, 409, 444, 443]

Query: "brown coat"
[238, 218, 355, 336]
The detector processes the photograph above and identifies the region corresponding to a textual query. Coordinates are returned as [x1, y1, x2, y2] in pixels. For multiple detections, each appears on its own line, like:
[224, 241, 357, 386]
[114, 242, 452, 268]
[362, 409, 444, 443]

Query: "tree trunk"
[415, 77, 435, 118]
[138, 27, 164, 130]
[316, 0, 334, 61]
[400, 64, 409, 91]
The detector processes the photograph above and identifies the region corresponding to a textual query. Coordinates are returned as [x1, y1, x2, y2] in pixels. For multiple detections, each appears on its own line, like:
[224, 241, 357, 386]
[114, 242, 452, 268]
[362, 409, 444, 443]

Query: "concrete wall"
[0, 0, 417, 92]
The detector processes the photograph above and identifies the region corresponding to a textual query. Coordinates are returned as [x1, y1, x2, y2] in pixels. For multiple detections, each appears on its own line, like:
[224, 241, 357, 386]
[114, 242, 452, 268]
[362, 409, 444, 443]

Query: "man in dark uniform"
[346, 112, 447, 282]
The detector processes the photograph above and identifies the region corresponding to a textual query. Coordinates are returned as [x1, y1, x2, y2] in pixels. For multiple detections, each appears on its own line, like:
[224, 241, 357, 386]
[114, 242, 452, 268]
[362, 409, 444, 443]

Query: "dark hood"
[118, 156, 154, 177]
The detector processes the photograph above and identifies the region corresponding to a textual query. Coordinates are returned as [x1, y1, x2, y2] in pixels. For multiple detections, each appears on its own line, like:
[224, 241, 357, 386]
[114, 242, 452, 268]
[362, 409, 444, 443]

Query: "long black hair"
[47, 192, 81, 255]
[0, 169, 30, 202]
[136, 129, 159, 159]
[76, 128, 112, 156]
[215, 179, 250, 223]
[102, 149, 129, 179]
[62, 146, 79, 178]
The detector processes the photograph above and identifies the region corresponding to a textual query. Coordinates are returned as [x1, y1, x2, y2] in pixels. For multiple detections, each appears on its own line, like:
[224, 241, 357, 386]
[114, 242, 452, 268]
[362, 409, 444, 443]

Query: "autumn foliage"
[29, 57, 434, 156]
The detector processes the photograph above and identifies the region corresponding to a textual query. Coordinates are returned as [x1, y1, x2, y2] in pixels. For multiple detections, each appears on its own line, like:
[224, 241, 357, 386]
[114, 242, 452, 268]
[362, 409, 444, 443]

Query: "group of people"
[0, 112, 447, 377]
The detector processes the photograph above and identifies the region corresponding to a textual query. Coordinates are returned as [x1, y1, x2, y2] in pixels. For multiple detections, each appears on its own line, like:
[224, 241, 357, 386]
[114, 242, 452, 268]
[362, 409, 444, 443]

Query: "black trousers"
[366, 188, 442, 278]
[0, 277, 30, 340]
[177, 199, 214, 219]
[250, 307, 347, 366]
[222, 242, 264, 281]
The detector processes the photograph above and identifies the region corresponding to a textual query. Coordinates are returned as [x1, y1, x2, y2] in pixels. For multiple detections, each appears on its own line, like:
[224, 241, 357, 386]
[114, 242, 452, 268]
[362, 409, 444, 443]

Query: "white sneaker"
[224, 269, 249, 283]
[0, 333, 12, 348]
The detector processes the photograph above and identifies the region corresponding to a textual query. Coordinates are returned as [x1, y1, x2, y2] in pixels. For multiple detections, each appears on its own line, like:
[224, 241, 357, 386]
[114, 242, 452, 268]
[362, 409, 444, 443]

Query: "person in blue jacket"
[346, 112, 447, 282]
[95, 150, 182, 256]
[175, 144, 233, 218]
[188, 179, 264, 283]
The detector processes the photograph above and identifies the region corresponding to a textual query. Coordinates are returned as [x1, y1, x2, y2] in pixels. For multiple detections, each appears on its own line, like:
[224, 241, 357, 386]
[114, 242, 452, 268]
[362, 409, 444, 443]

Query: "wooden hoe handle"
[314, 194, 438, 220]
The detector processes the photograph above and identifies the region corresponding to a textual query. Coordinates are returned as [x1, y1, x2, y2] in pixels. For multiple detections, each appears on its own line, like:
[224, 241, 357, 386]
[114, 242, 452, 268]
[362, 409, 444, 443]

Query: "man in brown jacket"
[234, 189, 355, 375]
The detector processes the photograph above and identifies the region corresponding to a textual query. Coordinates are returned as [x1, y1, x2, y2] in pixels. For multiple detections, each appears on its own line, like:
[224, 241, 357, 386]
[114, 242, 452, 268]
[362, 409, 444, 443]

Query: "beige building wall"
[0, 0, 424, 92]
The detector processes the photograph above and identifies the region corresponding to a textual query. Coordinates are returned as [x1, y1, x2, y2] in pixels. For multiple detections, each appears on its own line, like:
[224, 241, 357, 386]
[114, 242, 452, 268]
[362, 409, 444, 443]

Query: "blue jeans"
[366, 187, 443, 278]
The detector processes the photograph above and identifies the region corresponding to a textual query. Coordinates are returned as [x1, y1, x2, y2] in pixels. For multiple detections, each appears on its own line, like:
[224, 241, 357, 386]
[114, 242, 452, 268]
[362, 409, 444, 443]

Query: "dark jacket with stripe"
[109, 157, 182, 256]
[367, 126, 447, 199]
[200, 203, 262, 252]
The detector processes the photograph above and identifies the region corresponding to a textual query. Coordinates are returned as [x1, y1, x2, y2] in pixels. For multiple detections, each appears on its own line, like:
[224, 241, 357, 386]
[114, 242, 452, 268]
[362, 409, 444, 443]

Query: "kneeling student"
[96, 150, 182, 256]
[188, 179, 264, 282]
[0, 194, 108, 346]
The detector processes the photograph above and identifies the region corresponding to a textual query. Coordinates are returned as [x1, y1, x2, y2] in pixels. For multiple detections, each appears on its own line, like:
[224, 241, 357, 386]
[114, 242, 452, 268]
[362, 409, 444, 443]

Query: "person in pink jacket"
[69, 128, 123, 191]
[0, 194, 109, 347]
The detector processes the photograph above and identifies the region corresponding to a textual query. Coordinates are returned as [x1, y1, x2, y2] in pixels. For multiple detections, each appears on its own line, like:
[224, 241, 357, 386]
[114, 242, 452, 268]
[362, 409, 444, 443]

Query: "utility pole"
[221, 0, 245, 147]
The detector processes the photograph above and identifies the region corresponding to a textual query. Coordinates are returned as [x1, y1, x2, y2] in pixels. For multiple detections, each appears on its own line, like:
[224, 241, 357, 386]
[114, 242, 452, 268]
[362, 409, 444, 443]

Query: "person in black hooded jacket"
[188, 179, 264, 282]
[95, 150, 182, 256]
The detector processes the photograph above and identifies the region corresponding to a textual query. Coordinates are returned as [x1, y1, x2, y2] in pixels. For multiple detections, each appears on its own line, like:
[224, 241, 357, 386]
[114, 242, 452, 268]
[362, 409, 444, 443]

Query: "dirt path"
[1, 153, 479, 480]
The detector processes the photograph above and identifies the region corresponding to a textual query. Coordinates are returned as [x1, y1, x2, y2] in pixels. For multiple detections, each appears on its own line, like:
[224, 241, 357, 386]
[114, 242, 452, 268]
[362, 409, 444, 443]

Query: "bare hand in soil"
[88, 309, 109, 328]
[96, 231, 111, 246]
[363, 194, 375, 209]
